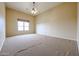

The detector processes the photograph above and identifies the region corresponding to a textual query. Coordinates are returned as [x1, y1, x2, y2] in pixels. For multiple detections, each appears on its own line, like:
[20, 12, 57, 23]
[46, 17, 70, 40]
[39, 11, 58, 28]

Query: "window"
[17, 20, 29, 31]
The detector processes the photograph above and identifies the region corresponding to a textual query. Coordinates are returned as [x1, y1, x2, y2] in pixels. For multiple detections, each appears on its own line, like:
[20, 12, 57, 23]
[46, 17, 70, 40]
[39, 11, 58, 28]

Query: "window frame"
[17, 19, 30, 31]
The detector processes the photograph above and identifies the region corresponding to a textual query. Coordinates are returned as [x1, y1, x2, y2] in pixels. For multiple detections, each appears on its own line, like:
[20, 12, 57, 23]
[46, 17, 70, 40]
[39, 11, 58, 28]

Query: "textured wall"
[6, 8, 36, 37]
[36, 3, 77, 40]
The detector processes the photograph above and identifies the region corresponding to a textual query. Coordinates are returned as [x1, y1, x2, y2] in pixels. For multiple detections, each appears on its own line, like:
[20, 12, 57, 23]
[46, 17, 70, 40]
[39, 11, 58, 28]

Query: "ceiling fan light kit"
[31, 2, 38, 16]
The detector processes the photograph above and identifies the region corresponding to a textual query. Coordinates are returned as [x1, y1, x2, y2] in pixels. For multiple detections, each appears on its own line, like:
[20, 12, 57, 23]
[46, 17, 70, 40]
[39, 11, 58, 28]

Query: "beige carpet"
[0, 34, 78, 56]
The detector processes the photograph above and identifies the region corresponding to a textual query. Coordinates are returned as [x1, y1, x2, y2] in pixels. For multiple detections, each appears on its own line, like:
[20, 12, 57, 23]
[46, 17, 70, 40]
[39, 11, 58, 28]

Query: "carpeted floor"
[0, 34, 78, 56]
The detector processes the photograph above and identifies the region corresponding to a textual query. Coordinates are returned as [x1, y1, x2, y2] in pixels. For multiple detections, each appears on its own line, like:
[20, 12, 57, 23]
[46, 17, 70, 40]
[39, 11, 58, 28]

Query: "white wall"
[36, 3, 77, 40]
[0, 3, 5, 51]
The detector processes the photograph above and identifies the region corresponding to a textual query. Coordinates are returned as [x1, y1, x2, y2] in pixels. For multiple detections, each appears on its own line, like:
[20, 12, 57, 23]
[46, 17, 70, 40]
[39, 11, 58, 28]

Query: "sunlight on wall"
[0, 3, 5, 51]
[0, 17, 3, 31]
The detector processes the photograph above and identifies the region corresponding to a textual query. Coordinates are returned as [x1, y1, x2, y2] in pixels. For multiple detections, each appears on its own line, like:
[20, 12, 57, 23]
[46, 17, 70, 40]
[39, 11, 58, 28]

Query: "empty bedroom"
[0, 2, 79, 56]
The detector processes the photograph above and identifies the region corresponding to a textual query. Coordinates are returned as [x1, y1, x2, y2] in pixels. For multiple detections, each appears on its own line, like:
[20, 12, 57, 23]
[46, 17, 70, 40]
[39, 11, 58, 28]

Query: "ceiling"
[5, 2, 62, 16]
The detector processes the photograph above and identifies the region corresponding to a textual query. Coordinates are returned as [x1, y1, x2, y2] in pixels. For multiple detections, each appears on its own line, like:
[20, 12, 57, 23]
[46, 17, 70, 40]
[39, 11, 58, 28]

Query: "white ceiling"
[5, 2, 62, 16]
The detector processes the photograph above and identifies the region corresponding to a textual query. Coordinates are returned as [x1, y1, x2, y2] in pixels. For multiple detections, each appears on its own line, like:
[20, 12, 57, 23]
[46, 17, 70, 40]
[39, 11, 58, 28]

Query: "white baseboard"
[38, 33, 76, 41]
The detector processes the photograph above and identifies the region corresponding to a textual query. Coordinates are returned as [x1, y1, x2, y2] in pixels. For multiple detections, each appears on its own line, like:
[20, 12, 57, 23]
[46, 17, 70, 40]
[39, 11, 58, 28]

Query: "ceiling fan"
[25, 2, 39, 16]
[31, 2, 38, 16]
